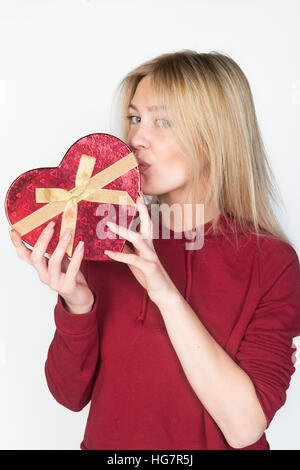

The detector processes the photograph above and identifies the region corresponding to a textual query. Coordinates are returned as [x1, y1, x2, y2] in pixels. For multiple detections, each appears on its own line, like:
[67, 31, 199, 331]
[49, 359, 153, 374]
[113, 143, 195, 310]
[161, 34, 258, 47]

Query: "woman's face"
[127, 75, 191, 203]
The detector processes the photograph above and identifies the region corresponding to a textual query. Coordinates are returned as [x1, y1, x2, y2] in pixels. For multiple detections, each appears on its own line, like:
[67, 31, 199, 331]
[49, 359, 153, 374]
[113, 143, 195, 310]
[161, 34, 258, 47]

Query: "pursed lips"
[136, 157, 151, 172]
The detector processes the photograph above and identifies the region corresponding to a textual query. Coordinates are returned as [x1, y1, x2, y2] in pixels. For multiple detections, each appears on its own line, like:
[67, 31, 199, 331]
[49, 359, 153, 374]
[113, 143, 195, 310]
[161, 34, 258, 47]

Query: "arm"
[104, 197, 300, 448]
[156, 292, 267, 449]
[9, 222, 101, 412]
[104, 199, 265, 447]
[155, 242, 300, 449]
[45, 261, 101, 412]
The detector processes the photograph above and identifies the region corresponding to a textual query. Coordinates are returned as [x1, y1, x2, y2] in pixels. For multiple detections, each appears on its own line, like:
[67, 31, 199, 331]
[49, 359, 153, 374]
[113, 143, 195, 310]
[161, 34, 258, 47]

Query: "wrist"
[153, 287, 182, 311]
[62, 293, 95, 315]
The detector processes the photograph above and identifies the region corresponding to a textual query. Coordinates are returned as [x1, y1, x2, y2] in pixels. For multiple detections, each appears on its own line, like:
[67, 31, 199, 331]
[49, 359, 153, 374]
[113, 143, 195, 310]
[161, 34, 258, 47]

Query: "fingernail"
[77, 241, 84, 250]
[63, 229, 72, 240]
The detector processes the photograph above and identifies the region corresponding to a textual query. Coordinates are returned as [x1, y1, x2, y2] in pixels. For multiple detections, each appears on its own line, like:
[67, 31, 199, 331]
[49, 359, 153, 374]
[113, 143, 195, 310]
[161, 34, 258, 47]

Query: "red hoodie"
[44, 212, 300, 450]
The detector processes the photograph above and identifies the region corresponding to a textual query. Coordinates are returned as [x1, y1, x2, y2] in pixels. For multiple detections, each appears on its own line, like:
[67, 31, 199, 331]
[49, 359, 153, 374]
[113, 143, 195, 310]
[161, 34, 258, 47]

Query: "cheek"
[170, 152, 190, 176]
[161, 159, 190, 184]
[175, 163, 190, 183]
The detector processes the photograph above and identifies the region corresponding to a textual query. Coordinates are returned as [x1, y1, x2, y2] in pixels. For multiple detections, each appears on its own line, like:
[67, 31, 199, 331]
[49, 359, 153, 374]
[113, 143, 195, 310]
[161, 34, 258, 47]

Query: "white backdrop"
[1, 0, 299, 450]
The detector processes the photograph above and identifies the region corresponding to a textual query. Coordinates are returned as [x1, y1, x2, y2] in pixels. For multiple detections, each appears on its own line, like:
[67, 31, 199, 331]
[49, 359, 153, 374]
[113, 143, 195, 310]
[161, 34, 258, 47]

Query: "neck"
[156, 191, 221, 233]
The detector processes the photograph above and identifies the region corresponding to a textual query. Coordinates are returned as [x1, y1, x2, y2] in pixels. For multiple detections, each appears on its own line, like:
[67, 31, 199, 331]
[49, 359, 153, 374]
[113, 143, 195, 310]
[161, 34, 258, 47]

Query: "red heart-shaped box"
[5, 133, 140, 260]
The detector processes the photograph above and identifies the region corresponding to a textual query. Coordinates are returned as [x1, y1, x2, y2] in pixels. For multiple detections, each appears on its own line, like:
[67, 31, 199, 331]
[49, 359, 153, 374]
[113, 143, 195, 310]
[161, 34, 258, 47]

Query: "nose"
[128, 122, 152, 152]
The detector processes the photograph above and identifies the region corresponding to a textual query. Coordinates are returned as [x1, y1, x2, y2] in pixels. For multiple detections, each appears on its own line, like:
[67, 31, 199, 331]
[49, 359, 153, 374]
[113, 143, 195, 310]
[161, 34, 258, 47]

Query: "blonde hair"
[112, 49, 293, 248]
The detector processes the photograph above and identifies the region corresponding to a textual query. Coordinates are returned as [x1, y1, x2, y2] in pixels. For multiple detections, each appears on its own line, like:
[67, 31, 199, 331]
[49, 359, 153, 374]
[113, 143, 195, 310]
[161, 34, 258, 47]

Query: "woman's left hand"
[104, 195, 177, 305]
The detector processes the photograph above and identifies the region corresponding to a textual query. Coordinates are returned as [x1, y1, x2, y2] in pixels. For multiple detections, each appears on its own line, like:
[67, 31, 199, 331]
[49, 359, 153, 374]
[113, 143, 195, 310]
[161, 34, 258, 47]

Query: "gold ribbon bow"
[12, 152, 138, 256]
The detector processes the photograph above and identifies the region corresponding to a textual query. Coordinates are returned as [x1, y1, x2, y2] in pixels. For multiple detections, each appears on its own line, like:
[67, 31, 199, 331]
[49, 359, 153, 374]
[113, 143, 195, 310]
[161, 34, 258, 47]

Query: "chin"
[140, 175, 151, 193]
[140, 179, 157, 194]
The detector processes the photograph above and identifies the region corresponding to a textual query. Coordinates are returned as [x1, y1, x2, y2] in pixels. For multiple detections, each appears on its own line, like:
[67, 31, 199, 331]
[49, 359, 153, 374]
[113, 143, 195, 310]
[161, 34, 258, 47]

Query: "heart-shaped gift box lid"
[5, 133, 141, 261]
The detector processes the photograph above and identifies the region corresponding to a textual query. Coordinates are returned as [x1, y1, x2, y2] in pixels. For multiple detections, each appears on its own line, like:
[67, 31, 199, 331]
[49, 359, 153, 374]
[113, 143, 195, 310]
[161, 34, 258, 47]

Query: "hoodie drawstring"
[185, 249, 193, 303]
[135, 288, 148, 324]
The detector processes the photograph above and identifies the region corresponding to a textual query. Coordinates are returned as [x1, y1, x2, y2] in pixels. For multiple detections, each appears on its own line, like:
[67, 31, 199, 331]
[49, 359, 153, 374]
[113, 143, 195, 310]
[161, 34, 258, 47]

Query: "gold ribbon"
[12, 152, 138, 256]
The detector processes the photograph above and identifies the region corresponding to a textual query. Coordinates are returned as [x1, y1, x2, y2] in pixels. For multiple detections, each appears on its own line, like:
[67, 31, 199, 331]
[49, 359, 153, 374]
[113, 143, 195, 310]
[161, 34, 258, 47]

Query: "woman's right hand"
[9, 221, 95, 314]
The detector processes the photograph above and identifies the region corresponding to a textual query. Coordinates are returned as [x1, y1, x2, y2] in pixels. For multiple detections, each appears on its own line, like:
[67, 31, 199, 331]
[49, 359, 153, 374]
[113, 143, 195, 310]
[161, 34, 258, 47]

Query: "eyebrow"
[128, 103, 166, 112]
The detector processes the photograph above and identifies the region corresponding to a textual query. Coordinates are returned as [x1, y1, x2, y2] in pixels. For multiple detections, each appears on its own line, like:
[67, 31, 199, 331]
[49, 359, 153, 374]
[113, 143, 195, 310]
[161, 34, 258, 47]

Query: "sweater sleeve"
[234, 238, 300, 429]
[44, 259, 100, 412]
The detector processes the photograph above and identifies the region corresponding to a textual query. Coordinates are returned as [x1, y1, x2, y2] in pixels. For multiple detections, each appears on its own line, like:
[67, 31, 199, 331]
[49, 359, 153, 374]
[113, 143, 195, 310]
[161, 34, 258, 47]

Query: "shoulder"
[218, 213, 299, 267]
[258, 235, 299, 269]
[256, 235, 300, 298]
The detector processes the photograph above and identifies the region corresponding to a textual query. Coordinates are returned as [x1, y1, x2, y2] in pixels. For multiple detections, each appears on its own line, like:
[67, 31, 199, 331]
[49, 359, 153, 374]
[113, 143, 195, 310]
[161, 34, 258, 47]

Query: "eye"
[126, 115, 140, 124]
[156, 118, 170, 128]
[125, 115, 171, 128]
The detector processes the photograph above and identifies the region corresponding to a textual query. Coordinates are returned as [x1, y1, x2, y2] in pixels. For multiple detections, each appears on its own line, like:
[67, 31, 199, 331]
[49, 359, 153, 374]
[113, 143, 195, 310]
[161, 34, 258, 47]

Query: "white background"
[0, 0, 299, 450]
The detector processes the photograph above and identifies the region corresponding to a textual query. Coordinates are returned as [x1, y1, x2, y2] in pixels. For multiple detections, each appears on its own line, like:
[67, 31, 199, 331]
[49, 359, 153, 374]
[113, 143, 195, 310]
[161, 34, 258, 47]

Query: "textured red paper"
[5, 133, 140, 261]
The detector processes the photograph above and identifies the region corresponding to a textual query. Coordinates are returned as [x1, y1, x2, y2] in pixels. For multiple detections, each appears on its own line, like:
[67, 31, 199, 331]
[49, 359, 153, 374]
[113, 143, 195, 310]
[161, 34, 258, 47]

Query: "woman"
[10, 50, 300, 450]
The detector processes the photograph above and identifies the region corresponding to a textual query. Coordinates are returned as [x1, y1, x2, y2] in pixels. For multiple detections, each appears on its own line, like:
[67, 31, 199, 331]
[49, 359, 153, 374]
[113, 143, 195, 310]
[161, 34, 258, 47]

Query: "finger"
[136, 196, 153, 239]
[9, 229, 32, 264]
[104, 249, 145, 269]
[107, 221, 153, 257]
[64, 241, 85, 285]
[30, 221, 56, 280]
[47, 228, 73, 287]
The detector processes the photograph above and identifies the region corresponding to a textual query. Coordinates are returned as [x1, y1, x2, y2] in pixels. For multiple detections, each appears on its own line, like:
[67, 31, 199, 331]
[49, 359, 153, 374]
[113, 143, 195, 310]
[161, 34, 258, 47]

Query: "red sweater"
[45, 212, 300, 450]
